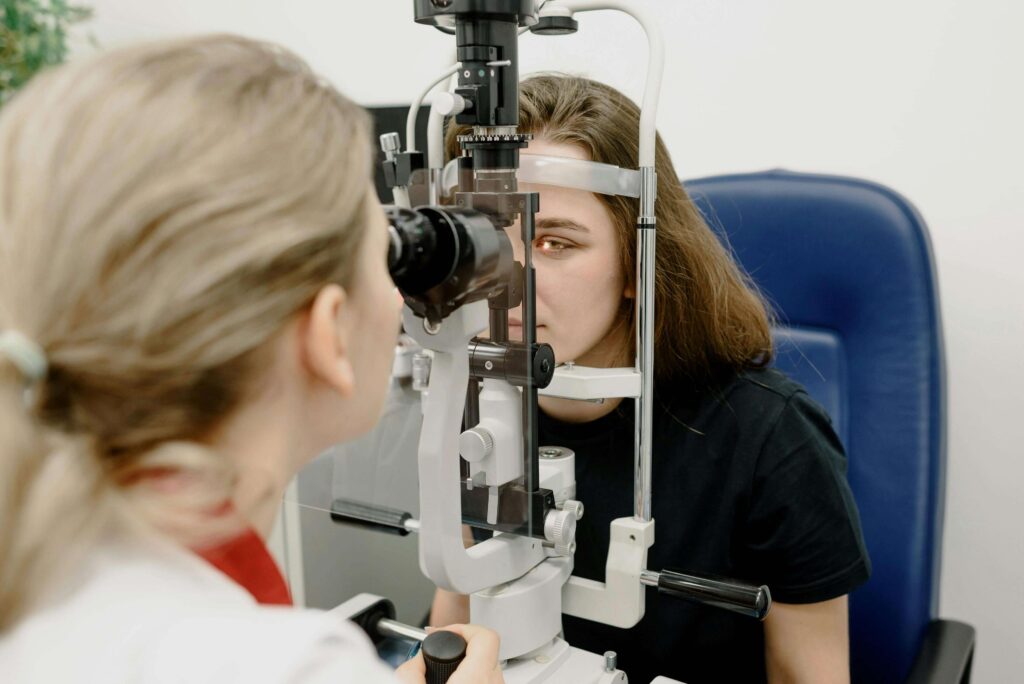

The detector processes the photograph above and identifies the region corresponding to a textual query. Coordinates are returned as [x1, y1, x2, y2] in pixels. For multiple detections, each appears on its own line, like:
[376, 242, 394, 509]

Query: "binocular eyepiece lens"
[384, 204, 513, 325]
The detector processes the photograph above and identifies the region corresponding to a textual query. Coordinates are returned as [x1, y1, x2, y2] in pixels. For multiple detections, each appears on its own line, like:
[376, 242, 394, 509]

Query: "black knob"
[657, 569, 772, 620]
[422, 630, 467, 684]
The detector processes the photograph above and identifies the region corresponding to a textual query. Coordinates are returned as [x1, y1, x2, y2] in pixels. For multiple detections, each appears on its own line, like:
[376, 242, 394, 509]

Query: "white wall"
[76, 1, 1024, 680]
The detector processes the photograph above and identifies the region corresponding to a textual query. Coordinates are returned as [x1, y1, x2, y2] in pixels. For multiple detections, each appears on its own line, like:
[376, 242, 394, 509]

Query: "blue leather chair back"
[685, 170, 947, 683]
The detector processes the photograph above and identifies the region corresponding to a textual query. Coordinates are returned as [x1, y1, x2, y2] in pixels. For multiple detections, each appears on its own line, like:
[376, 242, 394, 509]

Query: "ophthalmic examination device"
[328, 3, 771, 682]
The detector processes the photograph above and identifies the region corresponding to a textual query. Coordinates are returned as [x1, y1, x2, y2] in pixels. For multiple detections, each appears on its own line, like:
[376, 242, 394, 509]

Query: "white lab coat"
[0, 534, 400, 683]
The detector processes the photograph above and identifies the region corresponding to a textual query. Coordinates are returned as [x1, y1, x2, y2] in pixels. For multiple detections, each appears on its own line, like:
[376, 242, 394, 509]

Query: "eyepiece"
[385, 205, 513, 325]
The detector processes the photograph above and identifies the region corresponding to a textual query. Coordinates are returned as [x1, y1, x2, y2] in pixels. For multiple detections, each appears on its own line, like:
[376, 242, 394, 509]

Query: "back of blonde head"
[0, 34, 372, 630]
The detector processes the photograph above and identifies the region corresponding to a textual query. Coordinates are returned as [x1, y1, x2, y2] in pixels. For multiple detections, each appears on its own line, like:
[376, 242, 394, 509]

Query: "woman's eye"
[536, 238, 572, 254]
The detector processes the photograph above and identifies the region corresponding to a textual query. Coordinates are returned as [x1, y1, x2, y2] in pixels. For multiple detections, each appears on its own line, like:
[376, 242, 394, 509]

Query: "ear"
[302, 284, 356, 397]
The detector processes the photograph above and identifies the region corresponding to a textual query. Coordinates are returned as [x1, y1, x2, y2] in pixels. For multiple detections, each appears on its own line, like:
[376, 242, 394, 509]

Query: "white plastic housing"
[539, 365, 642, 401]
[562, 517, 655, 628]
[469, 378, 525, 487]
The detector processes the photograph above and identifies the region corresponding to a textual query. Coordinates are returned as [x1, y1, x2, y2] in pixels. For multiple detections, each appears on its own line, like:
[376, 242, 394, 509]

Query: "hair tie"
[0, 330, 49, 383]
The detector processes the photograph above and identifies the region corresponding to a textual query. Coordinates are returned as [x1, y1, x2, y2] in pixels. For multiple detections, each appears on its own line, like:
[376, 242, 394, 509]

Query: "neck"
[204, 400, 304, 540]
[541, 322, 631, 423]
[540, 394, 624, 423]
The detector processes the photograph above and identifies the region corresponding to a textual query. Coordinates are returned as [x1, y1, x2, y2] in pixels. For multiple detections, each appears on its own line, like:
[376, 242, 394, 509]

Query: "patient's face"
[507, 139, 630, 368]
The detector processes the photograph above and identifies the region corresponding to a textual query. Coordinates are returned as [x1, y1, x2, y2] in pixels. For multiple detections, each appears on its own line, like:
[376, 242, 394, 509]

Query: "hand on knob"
[395, 624, 504, 684]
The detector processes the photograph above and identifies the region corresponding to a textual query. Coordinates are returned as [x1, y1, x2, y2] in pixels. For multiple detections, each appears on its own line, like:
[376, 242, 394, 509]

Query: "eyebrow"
[536, 217, 590, 233]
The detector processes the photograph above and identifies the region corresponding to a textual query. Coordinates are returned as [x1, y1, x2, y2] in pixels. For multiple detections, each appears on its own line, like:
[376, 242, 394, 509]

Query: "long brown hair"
[447, 74, 773, 386]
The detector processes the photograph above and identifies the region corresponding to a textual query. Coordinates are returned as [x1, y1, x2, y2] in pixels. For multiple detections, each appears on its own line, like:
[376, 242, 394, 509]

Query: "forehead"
[525, 138, 590, 161]
[520, 139, 612, 227]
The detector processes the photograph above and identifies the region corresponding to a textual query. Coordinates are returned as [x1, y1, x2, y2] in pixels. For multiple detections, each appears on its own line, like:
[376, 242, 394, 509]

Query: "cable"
[407, 63, 462, 153]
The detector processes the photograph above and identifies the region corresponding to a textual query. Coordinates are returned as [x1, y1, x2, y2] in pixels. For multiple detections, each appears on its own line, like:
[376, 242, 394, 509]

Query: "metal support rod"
[640, 569, 659, 587]
[522, 203, 540, 503]
[634, 166, 657, 522]
[640, 568, 772, 620]
[463, 378, 480, 429]
[461, 378, 480, 480]
[377, 618, 428, 643]
[429, 167, 443, 205]
[489, 307, 509, 343]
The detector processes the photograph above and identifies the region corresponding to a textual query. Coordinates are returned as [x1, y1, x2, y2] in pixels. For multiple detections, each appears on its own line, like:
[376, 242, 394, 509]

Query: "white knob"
[379, 132, 401, 159]
[544, 508, 578, 556]
[434, 91, 470, 116]
[459, 427, 494, 463]
[562, 499, 584, 520]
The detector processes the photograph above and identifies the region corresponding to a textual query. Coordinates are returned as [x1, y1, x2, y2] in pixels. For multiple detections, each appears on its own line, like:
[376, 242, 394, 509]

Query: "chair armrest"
[905, 619, 976, 684]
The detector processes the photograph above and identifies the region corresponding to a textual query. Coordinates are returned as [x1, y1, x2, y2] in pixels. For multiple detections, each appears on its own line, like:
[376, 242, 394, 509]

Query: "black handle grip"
[423, 630, 467, 684]
[329, 499, 412, 536]
[657, 569, 771, 620]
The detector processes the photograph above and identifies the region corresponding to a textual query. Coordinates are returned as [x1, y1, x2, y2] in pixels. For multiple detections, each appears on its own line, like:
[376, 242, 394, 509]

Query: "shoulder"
[735, 368, 838, 443]
[654, 367, 846, 484]
[717, 368, 846, 471]
[660, 367, 804, 415]
[723, 367, 810, 410]
[658, 367, 832, 440]
[144, 606, 398, 683]
[0, 538, 397, 683]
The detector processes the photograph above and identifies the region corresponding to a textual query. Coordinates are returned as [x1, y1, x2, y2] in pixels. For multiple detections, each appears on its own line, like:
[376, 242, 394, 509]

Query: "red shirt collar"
[126, 468, 293, 606]
[195, 528, 293, 606]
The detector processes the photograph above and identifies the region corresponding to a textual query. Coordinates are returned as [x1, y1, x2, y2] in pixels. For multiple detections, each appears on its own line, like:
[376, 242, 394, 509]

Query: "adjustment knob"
[379, 132, 401, 160]
[422, 630, 467, 684]
[562, 499, 584, 519]
[544, 507, 578, 556]
[459, 427, 494, 463]
[433, 91, 470, 116]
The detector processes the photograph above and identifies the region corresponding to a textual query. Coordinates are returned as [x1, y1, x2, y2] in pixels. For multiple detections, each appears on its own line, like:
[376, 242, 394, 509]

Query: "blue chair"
[686, 170, 975, 683]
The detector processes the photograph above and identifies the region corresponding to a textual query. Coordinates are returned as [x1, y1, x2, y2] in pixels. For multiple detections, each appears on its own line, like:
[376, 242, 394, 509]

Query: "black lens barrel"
[386, 204, 513, 324]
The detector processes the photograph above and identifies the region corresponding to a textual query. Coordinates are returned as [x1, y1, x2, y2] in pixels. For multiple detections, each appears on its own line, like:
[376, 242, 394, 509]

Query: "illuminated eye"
[538, 238, 569, 253]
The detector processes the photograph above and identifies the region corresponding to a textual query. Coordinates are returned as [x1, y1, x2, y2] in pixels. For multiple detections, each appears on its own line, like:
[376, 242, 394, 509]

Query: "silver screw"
[379, 132, 401, 160]
[484, 360, 494, 370]
[604, 651, 617, 673]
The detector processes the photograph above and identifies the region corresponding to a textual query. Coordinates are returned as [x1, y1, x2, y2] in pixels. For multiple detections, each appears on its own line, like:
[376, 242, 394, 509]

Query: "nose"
[504, 223, 526, 264]
[500, 224, 526, 328]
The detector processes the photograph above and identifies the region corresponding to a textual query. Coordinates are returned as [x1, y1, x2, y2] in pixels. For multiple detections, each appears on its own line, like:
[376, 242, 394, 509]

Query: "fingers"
[431, 624, 502, 684]
[394, 652, 425, 683]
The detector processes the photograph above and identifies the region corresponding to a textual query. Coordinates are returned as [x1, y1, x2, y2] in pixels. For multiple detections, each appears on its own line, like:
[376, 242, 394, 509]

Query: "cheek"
[536, 251, 625, 358]
[358, 267, 400, 376]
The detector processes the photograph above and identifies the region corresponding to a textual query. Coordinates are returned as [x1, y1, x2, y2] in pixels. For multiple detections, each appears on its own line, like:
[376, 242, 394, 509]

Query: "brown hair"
[0, 35, 372, 630]
[446, 74, 773, 386]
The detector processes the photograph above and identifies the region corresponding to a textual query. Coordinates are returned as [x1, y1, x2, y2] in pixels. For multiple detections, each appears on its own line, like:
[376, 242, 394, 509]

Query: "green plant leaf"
[0, 0, 93, 105]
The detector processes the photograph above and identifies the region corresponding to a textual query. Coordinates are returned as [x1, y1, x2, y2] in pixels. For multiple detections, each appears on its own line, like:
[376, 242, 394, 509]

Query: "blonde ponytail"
[0, 362, 112, 631]
[0, 34, 374, 630]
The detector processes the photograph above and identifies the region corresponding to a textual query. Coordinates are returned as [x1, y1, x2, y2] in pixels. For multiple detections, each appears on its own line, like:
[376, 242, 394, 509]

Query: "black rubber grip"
[329, 499, 412, 536]
[423, 630, 467, 684]
[658, 569, 771, 620]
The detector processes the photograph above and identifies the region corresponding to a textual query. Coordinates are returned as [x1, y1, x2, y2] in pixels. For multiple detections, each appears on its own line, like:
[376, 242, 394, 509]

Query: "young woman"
[0, 35, 501, 683]
[431, 75, 870, 684]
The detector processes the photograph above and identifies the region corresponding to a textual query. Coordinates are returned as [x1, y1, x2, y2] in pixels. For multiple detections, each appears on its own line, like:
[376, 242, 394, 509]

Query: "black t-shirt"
[539, 367, 870, 684]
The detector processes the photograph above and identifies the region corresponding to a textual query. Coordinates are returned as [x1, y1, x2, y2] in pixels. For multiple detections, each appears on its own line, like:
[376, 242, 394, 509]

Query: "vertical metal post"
[462, 378, 480, 480]
[521, 200, 540, 504]
[634, 166, 657, 522]
[489, 308, 509, 343]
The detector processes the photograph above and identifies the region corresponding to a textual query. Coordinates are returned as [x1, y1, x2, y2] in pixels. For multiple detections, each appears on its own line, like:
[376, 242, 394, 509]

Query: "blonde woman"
[0, 35, 500, 683]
